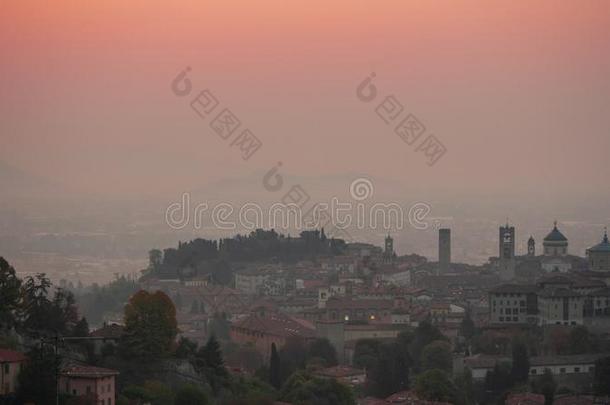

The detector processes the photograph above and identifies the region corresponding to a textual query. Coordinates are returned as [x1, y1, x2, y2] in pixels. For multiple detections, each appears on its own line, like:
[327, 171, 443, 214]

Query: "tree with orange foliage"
[120, 290, 178, 359]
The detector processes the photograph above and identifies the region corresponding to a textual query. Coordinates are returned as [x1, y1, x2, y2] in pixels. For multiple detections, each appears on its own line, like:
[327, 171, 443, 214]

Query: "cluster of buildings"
[5, 223, 606, 403]
[0, 348, 119, 405]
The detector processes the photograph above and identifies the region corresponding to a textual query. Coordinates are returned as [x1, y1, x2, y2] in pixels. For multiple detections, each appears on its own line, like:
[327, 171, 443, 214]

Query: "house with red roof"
[230, 305, 316, 358]
[59, 364, 119, 405]
[0, 349, 27, 396]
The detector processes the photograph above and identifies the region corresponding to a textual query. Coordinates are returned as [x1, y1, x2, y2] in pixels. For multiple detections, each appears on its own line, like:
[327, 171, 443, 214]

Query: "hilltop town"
[2, 224, 610, 404]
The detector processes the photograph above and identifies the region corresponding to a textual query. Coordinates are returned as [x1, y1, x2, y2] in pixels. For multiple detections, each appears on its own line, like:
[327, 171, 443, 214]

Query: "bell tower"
[499, 222, 516, 280]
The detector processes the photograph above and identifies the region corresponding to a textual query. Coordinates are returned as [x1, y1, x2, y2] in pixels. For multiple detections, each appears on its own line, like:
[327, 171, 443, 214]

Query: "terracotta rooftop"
[232, 311, 315, 338]
[505, 393, 544, 405]
[314, 365, 365, 378]
[0, 349, 27, 363]
[61, 364, 119, 378]
[90, 323, 124, 339]
[385, 390, 452, 405]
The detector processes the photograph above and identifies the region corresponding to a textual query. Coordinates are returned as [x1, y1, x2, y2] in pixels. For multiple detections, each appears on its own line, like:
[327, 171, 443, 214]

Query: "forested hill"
[146, 229, 346, 280]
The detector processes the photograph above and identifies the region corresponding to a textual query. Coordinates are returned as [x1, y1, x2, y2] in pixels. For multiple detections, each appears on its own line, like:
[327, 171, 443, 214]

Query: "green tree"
[20, 273, 52, 332]
[270, 343, 281, 390]
[459, 312, 476, 342]
[174, 385, 209, 405]
[593, 356, 610, 396]
[208, 312, 231, 340]
[0, 257, 22, 330]
[414, 369, 456, 403]
[148, 249, 163, 273]
[175, 336, 198, 359]
[193, 335, 229, 394]
[511, 339, 530, 384]
[532, 368, 556, 405]
[120, 290, 178, 359]
[453, 369, 475, 405]
[366, 342, 410, 398]
[278, 336, 308, 383]
[73, 317, 90, 337]
[566, 326, 597, 354]
[352, 339, 382, 370]
[485, 361, 514, 396]
[408, 320, 446, 370]
[421, 340, 452, 372]
[280, 371, 355, 405]
[228, 376, 276, 404]
[17, 346, 57, 404]
[307, 338, 337, 366]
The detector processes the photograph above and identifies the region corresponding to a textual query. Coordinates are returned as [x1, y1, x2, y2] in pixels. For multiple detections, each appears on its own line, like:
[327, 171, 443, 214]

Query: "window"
[531, 369, 537, 375]
[575, 367, 580, 372]
[560, 368, 566, 373]
[3, 364, 8, 374]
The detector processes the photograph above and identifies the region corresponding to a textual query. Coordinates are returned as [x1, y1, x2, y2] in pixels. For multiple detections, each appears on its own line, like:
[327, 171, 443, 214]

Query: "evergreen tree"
[307, 338, 338, 366]
[270, 343, 281, 390]
[511, 340, 530, 383]
[532, 368, 556, 405]
[73, 317, 90, 337]
[194, 335, 229, 394]
[0, 257, 22, 330]
[593, 356, 610, 396]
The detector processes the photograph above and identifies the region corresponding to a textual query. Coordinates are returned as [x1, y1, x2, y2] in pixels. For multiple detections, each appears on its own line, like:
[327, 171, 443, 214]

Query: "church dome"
[544, 222, 567, 242]
[588, 230, 610, 253]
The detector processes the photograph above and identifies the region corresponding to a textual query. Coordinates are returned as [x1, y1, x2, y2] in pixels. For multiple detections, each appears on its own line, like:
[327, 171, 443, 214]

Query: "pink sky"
[1, 0, 609, 198]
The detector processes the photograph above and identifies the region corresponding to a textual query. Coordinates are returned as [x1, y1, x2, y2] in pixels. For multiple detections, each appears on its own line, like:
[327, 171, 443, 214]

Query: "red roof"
[553, 396, 595, 405]
[61, 365, 119, 378]
[232, 311, 315, 339]
[505, 393, 545, 405]
[385, 390, 452, 405]
[90, 323, 124, 339]
[0, 349, 27, 363]
[314, 365, 365, 378]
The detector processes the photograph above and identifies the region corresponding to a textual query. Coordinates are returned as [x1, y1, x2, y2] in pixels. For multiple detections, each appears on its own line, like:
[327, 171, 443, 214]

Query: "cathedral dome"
[588, 230, 610, 253]
[544, 222, 567, 242]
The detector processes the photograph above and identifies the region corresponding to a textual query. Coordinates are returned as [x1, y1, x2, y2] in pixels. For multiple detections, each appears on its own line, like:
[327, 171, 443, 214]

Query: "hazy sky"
[2, 0, 610, 199]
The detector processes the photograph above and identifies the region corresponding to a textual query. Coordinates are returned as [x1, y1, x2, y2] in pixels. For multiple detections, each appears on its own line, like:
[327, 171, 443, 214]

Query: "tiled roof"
[505, 392, 545, 405]
[232, 312, 315, 339]
[314, 365, 365, 378]
[553, 395, 595, 405]
[326, 297, 394, 310]
[90, 323, 124, 339]
[538, 287, 581, 298]
[61, 364, 119, 378]
[0, 349, 27, 363]
[490, 284, 538, 294]
[385, 390, 452, 405]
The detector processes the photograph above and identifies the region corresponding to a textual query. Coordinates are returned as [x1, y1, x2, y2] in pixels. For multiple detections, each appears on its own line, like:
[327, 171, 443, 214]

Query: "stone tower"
[438, 228, 451, 274]
[499, 223, 515, 280]
[528, 236, 535, 256]
[383, 234, 395, 264]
